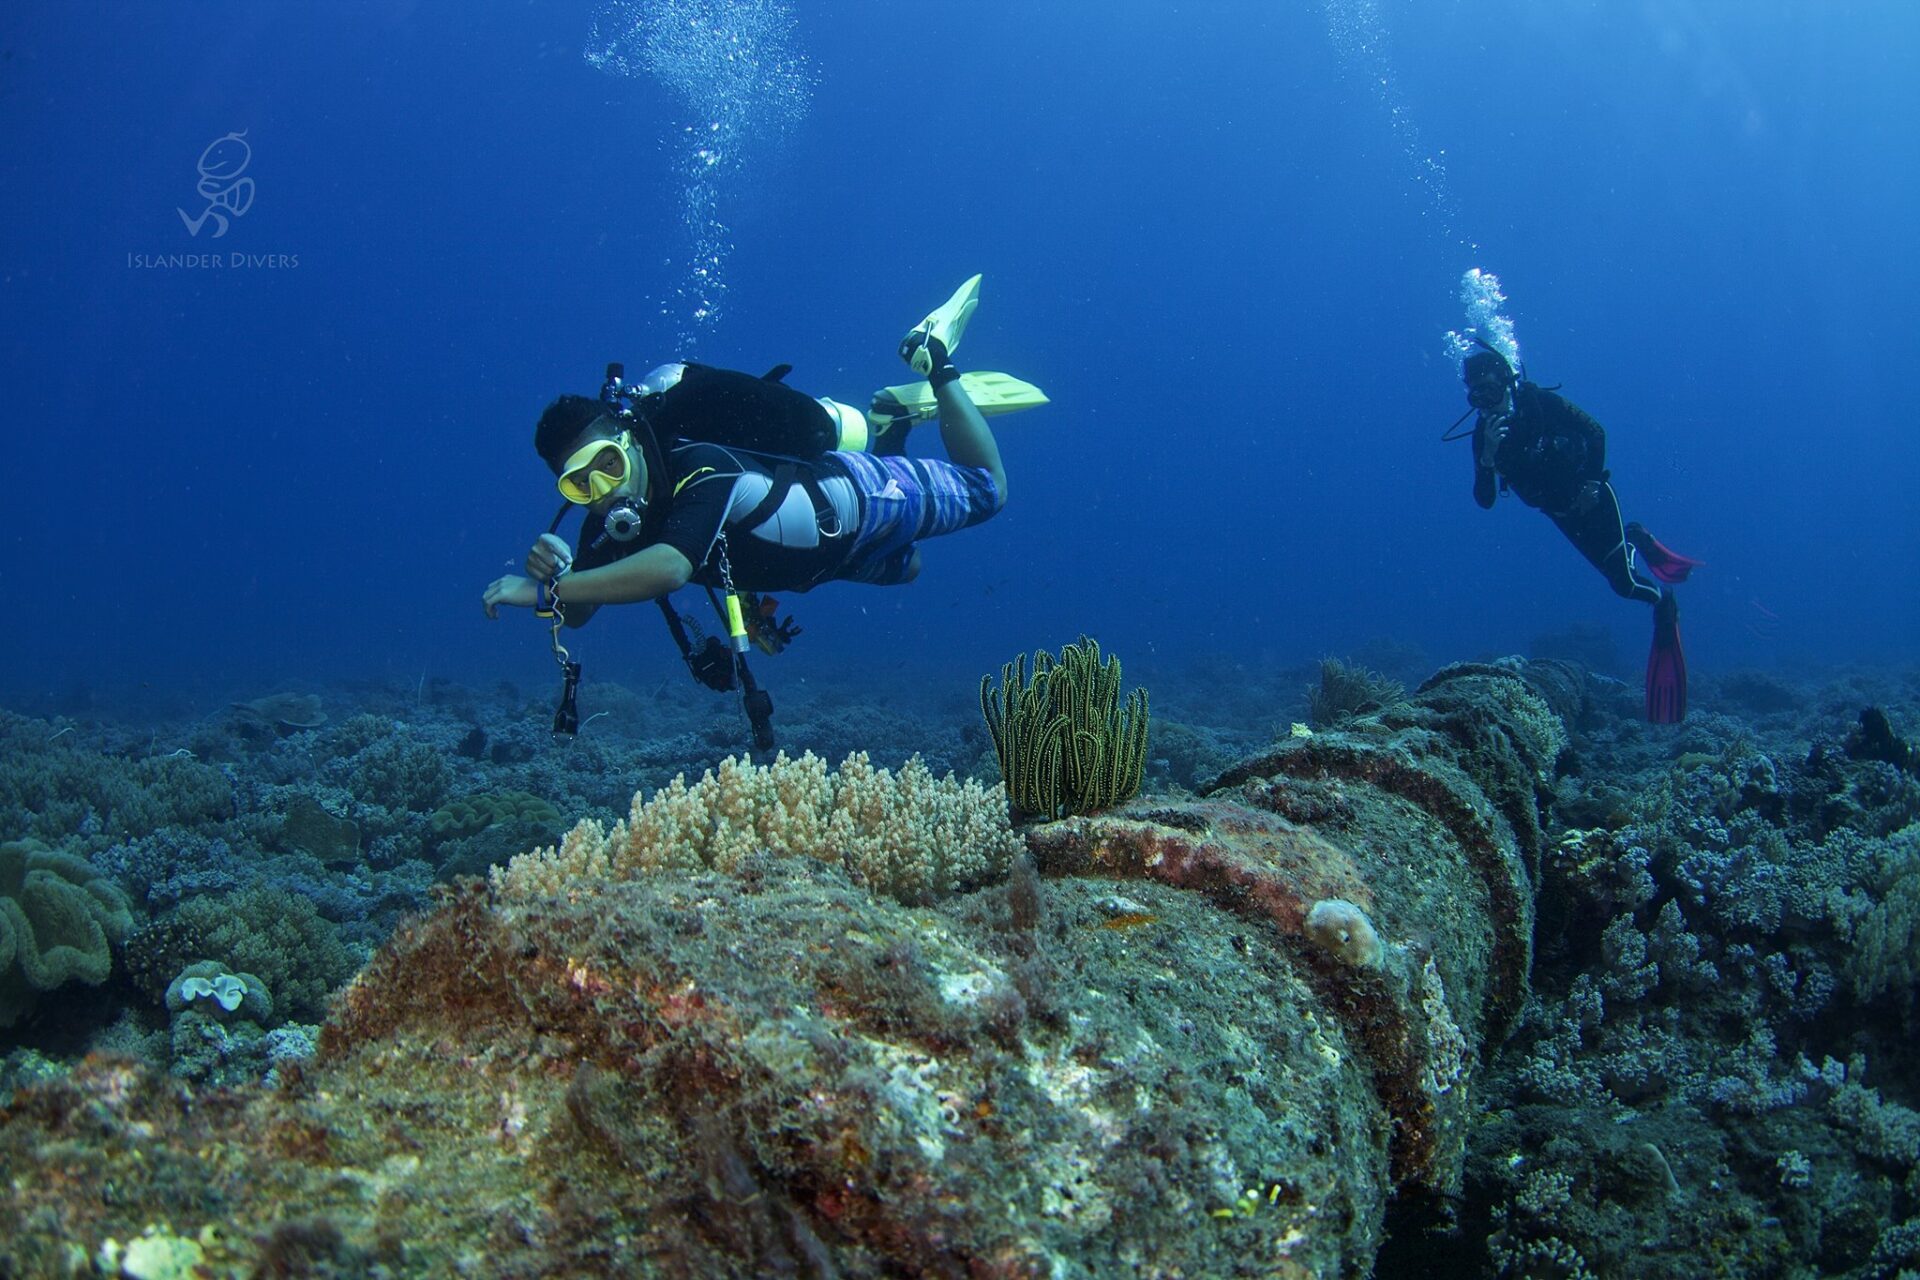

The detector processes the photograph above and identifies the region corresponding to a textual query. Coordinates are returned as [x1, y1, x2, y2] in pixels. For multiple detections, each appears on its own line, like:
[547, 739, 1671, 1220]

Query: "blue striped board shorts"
[832, 451, 1003, 585]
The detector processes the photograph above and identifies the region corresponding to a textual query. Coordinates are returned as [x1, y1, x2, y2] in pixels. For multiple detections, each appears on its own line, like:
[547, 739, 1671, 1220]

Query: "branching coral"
[491, 750, 1021, 905]
[0, 712, 232, 848]
[1844, 825, 1920, 1006]
[161, 887, 358, 1024]
[319, 720, 451, 815]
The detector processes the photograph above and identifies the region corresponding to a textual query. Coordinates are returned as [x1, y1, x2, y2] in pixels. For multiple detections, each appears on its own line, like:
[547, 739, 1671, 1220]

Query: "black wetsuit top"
[1470, 382, 1661, 605]
[572, 440, 859, 592]
[1472, 382, 1608, 517]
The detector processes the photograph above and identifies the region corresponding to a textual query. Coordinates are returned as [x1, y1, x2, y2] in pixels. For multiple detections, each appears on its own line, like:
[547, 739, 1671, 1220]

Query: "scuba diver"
[482, 275, 1044, 748]
[1456, 343, 1701, 723]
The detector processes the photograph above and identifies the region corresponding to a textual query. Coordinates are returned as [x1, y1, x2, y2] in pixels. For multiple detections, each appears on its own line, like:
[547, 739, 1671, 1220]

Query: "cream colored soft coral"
[488, 816, 613, 899]
[490, 751, 1020, 904]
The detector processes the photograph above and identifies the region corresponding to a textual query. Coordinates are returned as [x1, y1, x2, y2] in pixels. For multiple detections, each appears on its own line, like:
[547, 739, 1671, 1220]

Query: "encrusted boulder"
[0, 666, 1564, 1277]
[1027, 661, 1557, 1202]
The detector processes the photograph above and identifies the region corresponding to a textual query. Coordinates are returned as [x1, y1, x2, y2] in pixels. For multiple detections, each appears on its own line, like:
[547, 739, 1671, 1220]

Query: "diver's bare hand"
[483, 575, 539, 619]
[525, 533, 574, 583]
[1477, 415, 1510, 467]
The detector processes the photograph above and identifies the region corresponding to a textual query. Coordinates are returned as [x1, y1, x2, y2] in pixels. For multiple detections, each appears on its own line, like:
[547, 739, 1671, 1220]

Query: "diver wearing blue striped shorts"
[485, 274, 1027, 623]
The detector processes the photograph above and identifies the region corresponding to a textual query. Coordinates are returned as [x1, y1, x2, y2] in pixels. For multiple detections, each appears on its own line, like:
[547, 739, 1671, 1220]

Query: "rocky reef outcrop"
[0, 663, 1562, 1278]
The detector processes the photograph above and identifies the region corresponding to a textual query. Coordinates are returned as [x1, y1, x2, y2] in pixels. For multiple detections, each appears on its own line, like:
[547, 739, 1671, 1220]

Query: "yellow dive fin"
[902, 273, 983, 374]
[867, 370, 1050, 432]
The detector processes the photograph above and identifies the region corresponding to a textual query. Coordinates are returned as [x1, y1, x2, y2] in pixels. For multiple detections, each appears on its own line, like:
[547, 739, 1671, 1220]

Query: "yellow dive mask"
[557, 430, 636, 504]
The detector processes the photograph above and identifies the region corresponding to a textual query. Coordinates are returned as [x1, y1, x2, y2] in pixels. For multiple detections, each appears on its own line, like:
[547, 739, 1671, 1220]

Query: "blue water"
[2, 1, 1915, 713]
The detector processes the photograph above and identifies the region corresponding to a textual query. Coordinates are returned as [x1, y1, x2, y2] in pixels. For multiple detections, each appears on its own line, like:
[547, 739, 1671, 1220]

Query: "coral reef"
[429, 790, 563, 839]
[2, 658, 1917, 1277]
[158, 887, 358, 1025]
[0, 711, 232, 851]
[429, 789, 566, 881]
[1450, 682, 1920, 1278]
[1, 840, 133, 1028]
[0, 661, 1557, 1276]
[165, 960, 273, 1024]
[279, 793, 360, 865]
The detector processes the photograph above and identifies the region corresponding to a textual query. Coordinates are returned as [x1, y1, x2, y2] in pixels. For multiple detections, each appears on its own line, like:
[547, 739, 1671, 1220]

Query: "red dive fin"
[1646, 593, 1688, 724]
[1626, 522, 1704, 585]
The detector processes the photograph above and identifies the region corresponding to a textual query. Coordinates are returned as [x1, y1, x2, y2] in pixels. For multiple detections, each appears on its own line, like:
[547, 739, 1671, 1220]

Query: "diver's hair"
[1462, 346, 1515, 385]
[534, 395, 620, 474]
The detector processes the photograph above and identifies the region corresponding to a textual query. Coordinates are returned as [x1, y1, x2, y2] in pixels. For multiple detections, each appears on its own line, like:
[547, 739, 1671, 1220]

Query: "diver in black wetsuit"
[1460, 345, 1699, 723]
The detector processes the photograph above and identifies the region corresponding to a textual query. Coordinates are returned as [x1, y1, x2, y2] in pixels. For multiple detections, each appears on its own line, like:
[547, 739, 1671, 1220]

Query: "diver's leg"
[896, 275, 1006, 500]
[1550, 483, 1662, 605]
[925, 338, 1008, 506]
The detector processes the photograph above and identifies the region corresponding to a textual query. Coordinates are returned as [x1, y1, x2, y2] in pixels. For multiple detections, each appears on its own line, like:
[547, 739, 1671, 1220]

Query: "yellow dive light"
[724, 591, 750, 653]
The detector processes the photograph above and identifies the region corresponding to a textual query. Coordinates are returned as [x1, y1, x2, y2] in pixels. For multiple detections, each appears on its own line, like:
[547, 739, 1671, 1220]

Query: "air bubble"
[586, 0, 815, 348]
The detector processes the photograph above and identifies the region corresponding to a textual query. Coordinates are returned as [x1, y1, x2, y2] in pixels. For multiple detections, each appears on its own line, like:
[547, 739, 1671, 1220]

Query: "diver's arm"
[1472, 417, 1501, 510]
[553, 543, 694, 607]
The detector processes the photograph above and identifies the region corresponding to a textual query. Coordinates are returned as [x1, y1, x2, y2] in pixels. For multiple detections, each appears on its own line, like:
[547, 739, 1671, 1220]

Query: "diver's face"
[582, 436, 629, 492]
[586, 441, 639, 512]
[1466, 372, 1511, 413]
[558, 430, 640, 510]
